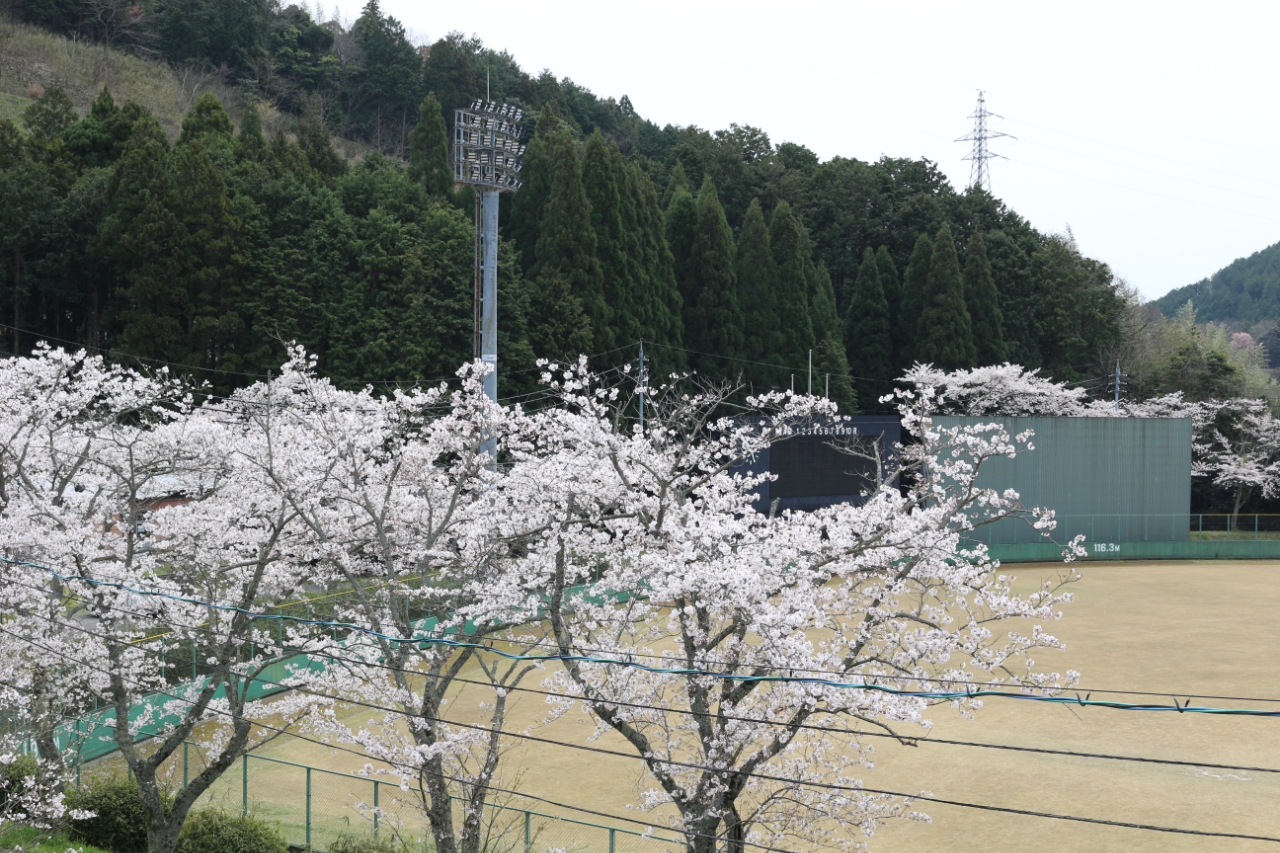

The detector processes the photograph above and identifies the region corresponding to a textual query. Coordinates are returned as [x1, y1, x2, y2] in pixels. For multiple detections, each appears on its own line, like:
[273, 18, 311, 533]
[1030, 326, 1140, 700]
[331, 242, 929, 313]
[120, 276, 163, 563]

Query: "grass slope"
[0, 826, 112, 853]
[0, 16, 370, 157]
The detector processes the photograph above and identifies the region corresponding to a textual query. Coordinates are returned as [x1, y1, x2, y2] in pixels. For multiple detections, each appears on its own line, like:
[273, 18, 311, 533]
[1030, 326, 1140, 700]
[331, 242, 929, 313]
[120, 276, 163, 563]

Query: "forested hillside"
[0, 0, 1130, 407]
[1152, 239, 1280, 324]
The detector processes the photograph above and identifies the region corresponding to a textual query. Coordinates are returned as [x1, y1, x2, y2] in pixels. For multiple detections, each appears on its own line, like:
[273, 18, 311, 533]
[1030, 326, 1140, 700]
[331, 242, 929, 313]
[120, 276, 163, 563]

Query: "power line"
[0, 623, 799, 853]
[6, 555, 1280, 716]
[639, 340, 902, 388]
[14, 619, 1280, 846]
[19, 577, 1278, 777]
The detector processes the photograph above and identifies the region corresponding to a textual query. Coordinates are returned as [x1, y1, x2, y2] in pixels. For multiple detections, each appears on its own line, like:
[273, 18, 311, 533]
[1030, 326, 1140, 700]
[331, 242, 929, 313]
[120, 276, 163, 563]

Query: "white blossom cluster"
[0, 347, 1087, 853]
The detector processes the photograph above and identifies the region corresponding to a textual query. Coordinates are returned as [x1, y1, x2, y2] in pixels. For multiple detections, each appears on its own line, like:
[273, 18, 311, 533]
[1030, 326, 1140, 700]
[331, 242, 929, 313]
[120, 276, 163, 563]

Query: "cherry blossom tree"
[0, 346, 326, 853]
[500, 366, 1084, 853]
[898, 362, 1190, 419]
[1191, 400, 1280, 525]
[0, 348, 1103, 853]
[208, 353, 560, 853]
[0, 732, 93, 853]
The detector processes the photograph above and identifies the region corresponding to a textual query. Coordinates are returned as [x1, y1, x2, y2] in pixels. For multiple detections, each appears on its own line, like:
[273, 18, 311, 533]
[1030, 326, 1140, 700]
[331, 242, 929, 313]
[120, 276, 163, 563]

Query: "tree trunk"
[1232, 484, 1252, 533]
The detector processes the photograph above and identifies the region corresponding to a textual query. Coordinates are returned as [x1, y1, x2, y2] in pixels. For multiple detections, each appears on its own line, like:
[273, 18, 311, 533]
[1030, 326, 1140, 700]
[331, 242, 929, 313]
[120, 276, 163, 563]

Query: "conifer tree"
[898, 233, 934, 368]
[65, 88, 137, 169]
[508, 105, 560, 275]
[629, 162, 684, 358]
[618, 160, 652, 344]
[810, 263, 857, 411]
[661, 160, 690, 210]
[917, 223, 977, 370]
[526, 271, 593, 361]
[533, 129, 608, 352]
[178, 93, 234, 145]
[874, 245, 902, 362]
[768, 200, 815, 377]
[101, 115, 173, 260]
[665, 186, 699, 314]
[582, 132, 641, 350]
[0, 119, 24, 170]
[735, 198, 778, 371]
[408, 93, 452, 197]
[296, 118, 348, 182]
[844, 247, 892, 404]
[236, 102, 265, 162]
[21, 87, 76, 140]
[962, 231, 1008, 365]
[684, 176, 742, 373]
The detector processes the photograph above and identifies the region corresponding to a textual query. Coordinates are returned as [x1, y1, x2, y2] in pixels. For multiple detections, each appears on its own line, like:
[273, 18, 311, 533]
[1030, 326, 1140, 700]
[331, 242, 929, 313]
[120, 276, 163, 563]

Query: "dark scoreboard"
[729, 416, 901, 513]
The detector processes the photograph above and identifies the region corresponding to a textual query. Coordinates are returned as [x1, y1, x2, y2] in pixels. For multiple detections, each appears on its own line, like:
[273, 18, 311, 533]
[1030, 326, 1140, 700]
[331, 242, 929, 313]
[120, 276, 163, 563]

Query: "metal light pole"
[452, 100, 526, 404]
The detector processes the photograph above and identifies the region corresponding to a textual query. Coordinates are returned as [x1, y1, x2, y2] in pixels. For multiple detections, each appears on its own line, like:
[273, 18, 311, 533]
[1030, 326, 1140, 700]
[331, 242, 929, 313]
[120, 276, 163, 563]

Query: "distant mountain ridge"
[1153, 239, 1280, 322]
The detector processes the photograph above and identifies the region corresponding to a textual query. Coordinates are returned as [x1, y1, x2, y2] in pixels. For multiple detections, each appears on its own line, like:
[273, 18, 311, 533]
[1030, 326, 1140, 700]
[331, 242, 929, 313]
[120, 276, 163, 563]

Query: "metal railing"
[101, 744, 682, 853]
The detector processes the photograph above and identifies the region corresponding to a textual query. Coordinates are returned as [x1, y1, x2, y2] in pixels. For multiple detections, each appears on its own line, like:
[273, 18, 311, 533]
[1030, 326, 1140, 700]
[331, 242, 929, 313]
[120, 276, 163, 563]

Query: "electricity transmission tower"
[956, 90, 1014, 193]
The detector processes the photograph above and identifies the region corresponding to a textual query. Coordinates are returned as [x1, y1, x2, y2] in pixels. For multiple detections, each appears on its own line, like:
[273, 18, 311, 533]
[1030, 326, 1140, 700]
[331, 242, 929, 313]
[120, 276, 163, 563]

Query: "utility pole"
[1115, 359, 1121, 411]
[956, 90, 1014, 193]
[638, 340, 645, 434]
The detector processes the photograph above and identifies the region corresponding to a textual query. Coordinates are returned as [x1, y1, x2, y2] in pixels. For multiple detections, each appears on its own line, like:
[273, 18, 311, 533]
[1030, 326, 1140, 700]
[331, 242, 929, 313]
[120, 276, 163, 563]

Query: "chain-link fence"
[959, 512, 1280, 545]
[125, 743, 683, 853]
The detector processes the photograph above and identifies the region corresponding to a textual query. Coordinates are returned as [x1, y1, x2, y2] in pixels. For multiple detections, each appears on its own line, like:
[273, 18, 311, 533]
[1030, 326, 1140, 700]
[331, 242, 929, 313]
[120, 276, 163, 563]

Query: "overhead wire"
[5, 555, 1280, 717]
[34, 586, 1280, 778]
[0, 622, 798, 853]
[12, 563, 1280, 778]
[10, 617, 1279, 846]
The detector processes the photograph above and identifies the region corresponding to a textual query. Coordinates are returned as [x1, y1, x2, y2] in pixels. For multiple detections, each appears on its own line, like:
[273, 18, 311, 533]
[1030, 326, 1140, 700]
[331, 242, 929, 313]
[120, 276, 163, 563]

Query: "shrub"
[324, 833, 404, 853]
[65, 775, 170, 853]
[0, 753, 40, 810]
[175, 808, 288, 853]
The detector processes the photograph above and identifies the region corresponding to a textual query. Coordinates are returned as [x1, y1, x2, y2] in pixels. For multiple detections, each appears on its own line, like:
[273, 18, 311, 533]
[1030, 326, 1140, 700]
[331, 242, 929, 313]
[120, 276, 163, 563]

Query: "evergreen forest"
[1153, 239, 1280, 325]
[0, 0, 1133, 407]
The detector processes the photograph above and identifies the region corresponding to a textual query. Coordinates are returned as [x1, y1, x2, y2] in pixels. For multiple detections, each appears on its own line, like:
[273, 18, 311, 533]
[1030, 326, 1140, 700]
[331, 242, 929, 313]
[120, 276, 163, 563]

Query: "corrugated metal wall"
[931, 416, 1192, 544]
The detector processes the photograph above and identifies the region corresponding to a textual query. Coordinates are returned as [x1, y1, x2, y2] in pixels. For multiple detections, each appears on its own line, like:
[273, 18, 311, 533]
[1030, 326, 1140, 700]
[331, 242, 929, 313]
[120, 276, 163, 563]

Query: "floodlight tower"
[955, 90, 1014, 193]
[452, 100, 526, 403]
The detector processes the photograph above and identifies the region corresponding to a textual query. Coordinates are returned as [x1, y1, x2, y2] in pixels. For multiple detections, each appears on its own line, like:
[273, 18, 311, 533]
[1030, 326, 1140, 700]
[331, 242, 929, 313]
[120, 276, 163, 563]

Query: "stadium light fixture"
[452, 101, 527, 414]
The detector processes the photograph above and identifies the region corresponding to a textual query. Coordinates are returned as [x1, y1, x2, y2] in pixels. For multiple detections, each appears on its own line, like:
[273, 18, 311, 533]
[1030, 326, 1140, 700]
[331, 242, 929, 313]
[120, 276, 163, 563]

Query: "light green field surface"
[98, 561, 1280, 852]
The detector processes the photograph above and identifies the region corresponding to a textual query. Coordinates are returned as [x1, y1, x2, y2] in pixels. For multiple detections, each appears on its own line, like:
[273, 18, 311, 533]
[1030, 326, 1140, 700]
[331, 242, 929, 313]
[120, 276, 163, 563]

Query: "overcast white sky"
[377, 0, 1280, 302]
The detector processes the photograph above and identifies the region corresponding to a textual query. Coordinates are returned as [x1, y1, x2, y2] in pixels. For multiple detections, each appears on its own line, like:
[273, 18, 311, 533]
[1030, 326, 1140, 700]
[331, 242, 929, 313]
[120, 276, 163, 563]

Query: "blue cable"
[4, 555, 1277, 717]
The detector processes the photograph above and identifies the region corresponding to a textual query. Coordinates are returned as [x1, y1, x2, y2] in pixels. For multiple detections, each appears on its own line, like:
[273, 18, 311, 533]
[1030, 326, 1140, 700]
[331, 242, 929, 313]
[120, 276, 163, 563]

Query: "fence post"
[1199, 514, 1203, 540]
[524, 810, 531, 852]
[306, 766, 312, 850]
[242, 754, 248, 816]
[1228, 514, 1232, 540]
[373, 780, 379, 836]
[609, 827, 616, 853]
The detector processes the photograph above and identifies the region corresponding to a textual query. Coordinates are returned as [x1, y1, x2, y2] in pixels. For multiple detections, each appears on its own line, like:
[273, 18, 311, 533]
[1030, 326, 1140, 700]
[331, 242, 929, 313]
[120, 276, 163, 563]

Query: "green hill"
[1152, 239, 1280, 323]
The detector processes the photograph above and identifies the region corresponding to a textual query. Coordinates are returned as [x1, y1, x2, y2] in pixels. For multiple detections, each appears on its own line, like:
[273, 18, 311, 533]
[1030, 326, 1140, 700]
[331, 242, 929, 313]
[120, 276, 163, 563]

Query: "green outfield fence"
[97, 743, 681, 853]
[968, 513, 1280, 562]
